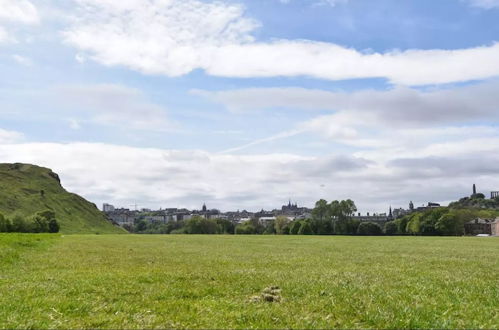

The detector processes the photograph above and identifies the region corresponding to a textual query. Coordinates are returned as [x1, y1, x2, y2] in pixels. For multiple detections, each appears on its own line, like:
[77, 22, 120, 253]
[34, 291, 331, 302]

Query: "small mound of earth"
[249, 286, 282, 303]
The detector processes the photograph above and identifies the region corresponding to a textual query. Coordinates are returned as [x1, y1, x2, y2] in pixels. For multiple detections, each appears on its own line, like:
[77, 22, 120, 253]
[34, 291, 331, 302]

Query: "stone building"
[464, 218, 499, 235]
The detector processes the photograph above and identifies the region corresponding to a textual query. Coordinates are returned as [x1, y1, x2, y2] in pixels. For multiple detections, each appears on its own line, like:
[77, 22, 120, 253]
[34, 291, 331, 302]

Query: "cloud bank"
[0, 141, 497, 212]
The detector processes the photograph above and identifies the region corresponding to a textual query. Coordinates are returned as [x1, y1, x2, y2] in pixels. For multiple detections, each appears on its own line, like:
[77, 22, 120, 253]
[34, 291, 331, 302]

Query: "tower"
[389, 206, 393, 218]
[202, 203, 207, 212]
[409, 201, 414, 211]
[473, 184, 477, 196]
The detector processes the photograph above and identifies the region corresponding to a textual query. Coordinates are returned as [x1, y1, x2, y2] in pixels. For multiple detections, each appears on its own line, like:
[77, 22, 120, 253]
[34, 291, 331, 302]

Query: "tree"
[298, 221, 314, 235]
[357, 222, 382, 236]
[274, 216, 290, 235]
[435, 213, 463, 236]
[215, 218, 235, 234]
[10, 215, 31, 233]
[134, 220, 148, 233]
[263, 221, 276, 235]
[471, 193, 486, 199]
[384, 221, 397, 235]
[331, 199, 358, 235]
[394, 216, 410, 235]
[185, 216, 218, 234]
[0, 213, 11, 232]
[235, 221, 256, 234]
[289, 221, 301, 235]
[312, 199, 329, 222]
[48, 219, 60, 233]
[32, 215, 49, 233]
[32, 210, 58, 233]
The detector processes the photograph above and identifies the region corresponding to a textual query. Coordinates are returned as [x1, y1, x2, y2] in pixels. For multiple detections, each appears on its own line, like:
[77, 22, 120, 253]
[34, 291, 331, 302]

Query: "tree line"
[128, 198, 493, 236]
[129, 199, 383, 236]
[388, 207, 498, 236]
[0, 210, 60, 233]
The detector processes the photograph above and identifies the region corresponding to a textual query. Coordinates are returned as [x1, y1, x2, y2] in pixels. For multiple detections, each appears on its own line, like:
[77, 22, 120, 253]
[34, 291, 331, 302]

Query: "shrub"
[32, 210, 60, 233]
[357, 222, 383, 236]
[216, 218, 235, 234]
[48, 219, 60, 233]
[298, 221, 314, 235]
[235, 222, 256, 234]
[435, 213, 463, 236]
[32, 215, 49, 233]
[289, 221, 301, 235]
[384, 221, 397, 235]
[274, 216, 290, 235]
[10, 215, 32, 233]
[0, 213, 12, 232]
[185, 216, 218, 234]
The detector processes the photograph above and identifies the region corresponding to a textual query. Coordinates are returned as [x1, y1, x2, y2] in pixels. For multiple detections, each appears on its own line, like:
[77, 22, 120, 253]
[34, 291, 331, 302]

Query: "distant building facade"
[464, 218, 499, 236]
[102, 203, 115, 212]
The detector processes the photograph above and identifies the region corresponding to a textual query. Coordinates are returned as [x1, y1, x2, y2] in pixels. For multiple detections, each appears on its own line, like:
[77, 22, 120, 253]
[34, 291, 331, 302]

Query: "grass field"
[0, 234, 498, 329]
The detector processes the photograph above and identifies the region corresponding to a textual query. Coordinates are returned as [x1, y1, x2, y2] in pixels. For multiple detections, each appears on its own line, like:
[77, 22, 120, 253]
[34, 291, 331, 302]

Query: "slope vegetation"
[0, 163, 125, 234]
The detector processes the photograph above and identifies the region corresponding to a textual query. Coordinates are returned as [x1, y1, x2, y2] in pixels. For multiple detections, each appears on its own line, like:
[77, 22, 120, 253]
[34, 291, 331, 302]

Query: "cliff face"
[0, 163, 126, 234]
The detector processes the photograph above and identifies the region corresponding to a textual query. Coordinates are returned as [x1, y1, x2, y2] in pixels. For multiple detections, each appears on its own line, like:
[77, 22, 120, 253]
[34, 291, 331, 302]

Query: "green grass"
[0, 234, 498, 329]
[0, 163, 125, 234]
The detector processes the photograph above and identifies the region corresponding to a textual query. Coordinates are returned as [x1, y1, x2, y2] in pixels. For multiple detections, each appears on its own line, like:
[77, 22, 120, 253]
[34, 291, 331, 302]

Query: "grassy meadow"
[0, 234, 498, 329]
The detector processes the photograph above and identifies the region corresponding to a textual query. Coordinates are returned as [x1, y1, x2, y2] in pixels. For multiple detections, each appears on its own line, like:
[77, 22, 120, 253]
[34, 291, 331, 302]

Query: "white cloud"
[0, 0, 39, 43]
[63, 0, 258, 76]
[467, 0, 499, 8]
[196, 81, 499, 155]
[56, 84, 175, 131]
[0, 128, 24, 144]
[196, 81, 499, 124]
[0, 0, 39, 24]
[0, 26, 7, 42]
[62, 0, 499, 85]
[277, 0, 349, 6]
[11, 54, 33, 66]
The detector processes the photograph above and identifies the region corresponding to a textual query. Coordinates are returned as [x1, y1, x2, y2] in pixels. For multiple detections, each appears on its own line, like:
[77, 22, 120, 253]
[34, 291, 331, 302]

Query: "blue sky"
[1, 0, 499, 212]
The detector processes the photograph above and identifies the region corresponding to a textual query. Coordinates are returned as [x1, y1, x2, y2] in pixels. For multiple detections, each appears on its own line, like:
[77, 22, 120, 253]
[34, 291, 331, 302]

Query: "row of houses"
[104, 200, 406, 228]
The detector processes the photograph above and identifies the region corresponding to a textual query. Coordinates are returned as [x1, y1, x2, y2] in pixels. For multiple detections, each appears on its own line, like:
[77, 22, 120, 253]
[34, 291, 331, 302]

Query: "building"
[353, 212, 390, 225]
[464, 218, 499, 235]
[105, 208, 138, 226]
[279, 200, 312, 217]
[143, 215, 172, 224]
[102, 203, 115, 212]
[259, 217, 276, 226]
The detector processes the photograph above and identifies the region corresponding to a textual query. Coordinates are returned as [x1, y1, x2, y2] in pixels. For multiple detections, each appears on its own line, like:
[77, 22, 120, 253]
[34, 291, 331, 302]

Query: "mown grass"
[0, 234, 497, 329]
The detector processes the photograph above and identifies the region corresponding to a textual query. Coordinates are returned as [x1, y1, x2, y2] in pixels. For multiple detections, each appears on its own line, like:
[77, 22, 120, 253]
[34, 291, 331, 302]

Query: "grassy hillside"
[0, 234, 497, 328]
[0, 163, 125, 234]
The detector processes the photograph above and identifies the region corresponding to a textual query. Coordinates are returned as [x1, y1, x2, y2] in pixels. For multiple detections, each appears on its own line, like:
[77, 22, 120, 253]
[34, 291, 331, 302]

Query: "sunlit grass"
[0, 234, 497, 329]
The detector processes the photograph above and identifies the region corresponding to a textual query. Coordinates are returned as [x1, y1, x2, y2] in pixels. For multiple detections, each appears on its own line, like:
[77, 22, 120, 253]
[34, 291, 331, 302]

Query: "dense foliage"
[388, 207, 499, 236]
[128, 196, 498, 236]
[0, 210, 60, 233]
[449, 194, 499, 209]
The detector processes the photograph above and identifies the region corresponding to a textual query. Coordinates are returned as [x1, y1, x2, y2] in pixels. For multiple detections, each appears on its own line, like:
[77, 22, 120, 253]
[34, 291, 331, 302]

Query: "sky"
[1, 0, 499, 213]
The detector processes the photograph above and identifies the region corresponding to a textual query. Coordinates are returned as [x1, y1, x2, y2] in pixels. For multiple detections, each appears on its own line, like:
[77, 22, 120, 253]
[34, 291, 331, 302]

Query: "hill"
[0, 163, 125, 234]
[449, 193, 499, 209]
